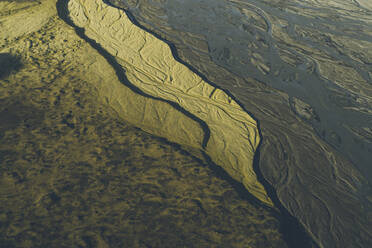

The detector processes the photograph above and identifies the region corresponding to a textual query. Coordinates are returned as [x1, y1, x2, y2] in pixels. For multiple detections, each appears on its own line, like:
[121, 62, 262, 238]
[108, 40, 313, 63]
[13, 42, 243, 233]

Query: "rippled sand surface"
[107, 0, 372, 247]
[0, 1, 291, 247]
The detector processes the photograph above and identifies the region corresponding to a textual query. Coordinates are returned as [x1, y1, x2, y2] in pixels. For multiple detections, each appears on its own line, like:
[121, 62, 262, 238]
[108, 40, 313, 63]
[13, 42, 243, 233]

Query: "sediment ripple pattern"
[67, 0, 273, 206]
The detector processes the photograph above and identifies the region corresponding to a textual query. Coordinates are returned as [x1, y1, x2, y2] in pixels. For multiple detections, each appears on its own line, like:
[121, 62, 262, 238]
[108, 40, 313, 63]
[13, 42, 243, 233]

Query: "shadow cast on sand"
[0, 53, 23, 80]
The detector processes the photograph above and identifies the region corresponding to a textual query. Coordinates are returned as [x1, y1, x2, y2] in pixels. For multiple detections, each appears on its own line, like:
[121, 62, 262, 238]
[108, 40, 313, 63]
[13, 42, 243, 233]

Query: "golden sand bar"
[68, 0, 272, 205]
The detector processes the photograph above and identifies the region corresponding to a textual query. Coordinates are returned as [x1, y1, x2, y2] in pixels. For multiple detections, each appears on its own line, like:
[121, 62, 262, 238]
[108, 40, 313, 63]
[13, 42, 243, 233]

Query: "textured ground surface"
[106, 0, 372, 247]
[109, 0, 372, 174]
[0, 1, 290, 247]
[67, 0, 273, 206]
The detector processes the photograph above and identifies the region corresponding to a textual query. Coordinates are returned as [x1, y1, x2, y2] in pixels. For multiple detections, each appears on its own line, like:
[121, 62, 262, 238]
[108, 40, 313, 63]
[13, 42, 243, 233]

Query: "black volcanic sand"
[107, 0, 372, 247]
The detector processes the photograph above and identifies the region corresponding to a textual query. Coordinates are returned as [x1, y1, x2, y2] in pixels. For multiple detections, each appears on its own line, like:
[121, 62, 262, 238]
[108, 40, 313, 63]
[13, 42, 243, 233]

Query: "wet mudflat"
[107, 0, 372, 247]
